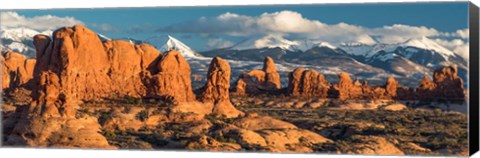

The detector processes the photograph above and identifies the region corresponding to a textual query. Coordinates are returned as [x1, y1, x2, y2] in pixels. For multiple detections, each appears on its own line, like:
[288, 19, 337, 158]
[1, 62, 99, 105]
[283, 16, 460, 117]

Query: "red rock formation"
[329, 72, 364, 100]
[149, 50, 196, 102]
[263, 57, 281, 90]
[396, 86, 415, 100]
[385, 77, 398, 97]
[103, 40, 160, 97]
[234, 56, 281, 95]
[417, 65, 465, 101]
[7, 25, 167, 148]
[382, 76, 416, 100]
[432, 65, 465, 101]
[287, 68, 330, 98]
[201, 57, 243, 118]
[1, 51, 36, 91]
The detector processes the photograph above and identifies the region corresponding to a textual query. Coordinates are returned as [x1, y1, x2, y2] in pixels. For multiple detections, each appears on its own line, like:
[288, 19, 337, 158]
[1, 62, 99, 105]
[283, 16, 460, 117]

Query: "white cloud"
[161, 10, 466, 46]
[207, 38, 234, 49]
[433, 38, 469, 59]
[90, 23, 119, 32]
[455, 28, 469, 39]
[1, 12, 84, 30]
[369, 24, 440, 43]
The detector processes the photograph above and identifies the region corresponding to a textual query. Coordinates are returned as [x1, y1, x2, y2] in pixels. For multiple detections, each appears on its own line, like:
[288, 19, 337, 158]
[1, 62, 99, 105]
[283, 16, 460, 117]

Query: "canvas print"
[0, 2, 475, 156]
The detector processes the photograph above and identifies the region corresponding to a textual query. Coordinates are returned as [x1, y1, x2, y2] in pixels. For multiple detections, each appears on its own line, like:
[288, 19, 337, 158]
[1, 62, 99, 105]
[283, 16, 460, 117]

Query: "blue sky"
[1, 1, 470, 52]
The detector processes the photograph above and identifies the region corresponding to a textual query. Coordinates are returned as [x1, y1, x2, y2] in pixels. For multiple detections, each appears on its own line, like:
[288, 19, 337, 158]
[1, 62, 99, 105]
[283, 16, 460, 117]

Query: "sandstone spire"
[385, 76, 399, 97]
[202, 57, 243, 118]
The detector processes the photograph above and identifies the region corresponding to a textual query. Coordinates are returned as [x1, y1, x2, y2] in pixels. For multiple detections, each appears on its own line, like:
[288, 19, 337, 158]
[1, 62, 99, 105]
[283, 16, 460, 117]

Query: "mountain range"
[0, 26, 468, 87]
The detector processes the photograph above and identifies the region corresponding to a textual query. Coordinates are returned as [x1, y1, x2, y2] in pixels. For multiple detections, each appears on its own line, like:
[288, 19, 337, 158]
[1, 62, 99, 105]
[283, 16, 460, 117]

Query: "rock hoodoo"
[234, 56, 281, 95]
[201, 57, 243, 118]
[287, 68, 330, 98]
[385, 77, 399, 97]
[263, 56, 281, 89]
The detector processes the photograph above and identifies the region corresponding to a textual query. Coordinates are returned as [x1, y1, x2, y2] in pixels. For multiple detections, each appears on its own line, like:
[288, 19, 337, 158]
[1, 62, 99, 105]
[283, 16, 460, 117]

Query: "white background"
[0, 0, 478, 158]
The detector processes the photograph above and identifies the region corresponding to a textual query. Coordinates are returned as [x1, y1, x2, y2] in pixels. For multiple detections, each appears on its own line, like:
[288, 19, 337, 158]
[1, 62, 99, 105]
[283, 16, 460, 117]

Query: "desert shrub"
[124, 95, 142, 104]
[98, 111, 112, 125]
[101, 130, 117, 140]
[136, 110, 149, 121]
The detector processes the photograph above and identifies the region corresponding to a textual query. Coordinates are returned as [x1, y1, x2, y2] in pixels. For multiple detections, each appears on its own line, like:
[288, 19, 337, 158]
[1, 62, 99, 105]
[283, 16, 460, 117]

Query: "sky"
[0, 2, 470, 57]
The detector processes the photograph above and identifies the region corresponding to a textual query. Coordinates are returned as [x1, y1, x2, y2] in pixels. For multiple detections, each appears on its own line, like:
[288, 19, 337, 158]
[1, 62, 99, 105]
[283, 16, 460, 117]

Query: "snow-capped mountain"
[201, 35, 468, 87]
[338, 36, 467, 74]
[1, 27, 116, 58]
[159, 35, 203, 58]
[1, 27, 52, 57]
[231, 35, 336, 52]
[340, 37, 458, 61]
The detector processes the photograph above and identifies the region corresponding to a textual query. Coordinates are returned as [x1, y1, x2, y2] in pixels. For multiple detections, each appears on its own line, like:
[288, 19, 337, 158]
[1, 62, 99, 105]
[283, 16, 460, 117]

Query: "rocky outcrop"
[30, 26, 165, 102]
[431, 65, 465, 101]
[329, 72, 364, 100]
[263, 57, 281, 89]
[103, 40, 161, 98]
[416, 65, 465, 102]
[211, 113, 332, 152]
[1, 51, 36, 91]
[6, 70, 114, 148]
[233, 114, 297, 130]
[416, 76, 436, 99]
[6, 25, 167, 148]
[287, 68, 330, 98]
[148, 50, 195, 102]
[234, 56, 280, 95]
[348, 136, 404, 155]
[186, 136, 241, 151]
[201, 57, 243, 118]
[385, 77, 399, 97]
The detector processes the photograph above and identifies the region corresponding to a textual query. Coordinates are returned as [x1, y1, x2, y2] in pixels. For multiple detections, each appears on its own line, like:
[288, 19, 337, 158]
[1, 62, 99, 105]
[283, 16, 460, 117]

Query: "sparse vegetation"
[239, 104, 468, 156]
[136, 110, 149, 121]
[124, 95, 142, 104]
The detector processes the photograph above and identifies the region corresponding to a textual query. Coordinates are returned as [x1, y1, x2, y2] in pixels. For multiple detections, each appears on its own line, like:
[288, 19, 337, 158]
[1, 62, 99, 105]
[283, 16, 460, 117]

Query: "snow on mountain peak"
[339, 36, 456, 59]
[401, 36, 455, 57]
[232, 35, 297, 51]
[232, 35, 337, 52]
[160, 35, 200, 58]
[0, 27, 52, 57]
[1, 27, 51, 41]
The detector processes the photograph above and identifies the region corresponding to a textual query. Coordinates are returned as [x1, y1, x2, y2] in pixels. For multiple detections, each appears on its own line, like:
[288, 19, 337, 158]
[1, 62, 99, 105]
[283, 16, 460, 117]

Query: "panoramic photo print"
[0, 2, 472, 156]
